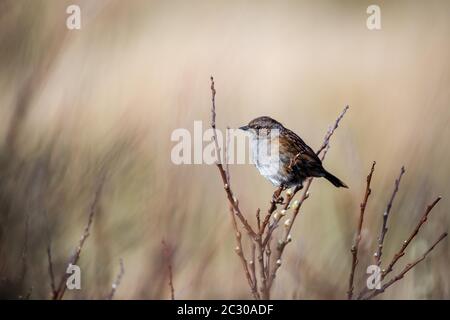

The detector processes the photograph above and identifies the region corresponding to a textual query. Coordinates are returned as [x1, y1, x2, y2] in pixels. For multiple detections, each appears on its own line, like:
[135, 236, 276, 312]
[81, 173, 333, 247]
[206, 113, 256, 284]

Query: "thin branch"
[256, 208, 261, 233]
[250, 242, 258, 290]
[47, 244, 56, 297]
[161, 240, 175, 300]
[42, 209, 57, 297]
[230, 203, 260, 299]
[382, 196, 442, 279]
[210, 77, 257, 239]
[107, 258, 125, 300]
[364, 232, 447, 300]
[53, 174, 105, 300]
[227, 127, 259, 298]
[20, 212, 30, 283]
[225, 126, 231, 185]
[256, 237, 268, 299]
[260, 186, 284, 235]
[357, 195, 443, 300]
[375, 166, 405, 266]
[347, 161, 376, 300]
[316, 105, 349, 156]
[210, 80, 259, 298]
[265, 236, 272, 280]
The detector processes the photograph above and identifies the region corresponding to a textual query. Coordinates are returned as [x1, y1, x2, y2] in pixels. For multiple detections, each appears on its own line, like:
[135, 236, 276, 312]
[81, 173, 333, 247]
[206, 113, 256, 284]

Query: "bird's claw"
[272, 195, 284, 204]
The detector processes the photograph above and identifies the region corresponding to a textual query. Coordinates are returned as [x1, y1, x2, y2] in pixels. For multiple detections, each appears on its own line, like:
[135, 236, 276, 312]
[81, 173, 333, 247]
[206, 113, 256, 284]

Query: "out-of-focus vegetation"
[0, 0, 449, 299]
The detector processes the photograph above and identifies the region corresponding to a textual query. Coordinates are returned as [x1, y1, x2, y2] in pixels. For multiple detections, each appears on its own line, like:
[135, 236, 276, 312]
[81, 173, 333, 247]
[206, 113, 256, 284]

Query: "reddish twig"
[347, 161, 376, 300]
[43, 210, 56, 298]
[364, 232, 447, 300]
[256, 208, 261, 232]
[382, 196, 442, 279]
[256, 237, 268, 299]
[260, 186, 284, 235]
[162, 240, 175, 300]
[210, 77, 257, 239]
[375, 166, 405, 266]
[316, 105, 349, 155]
[225, 126, 231, 185]
[107, 258, 125, 300]
[53, 174, 105, 300]
[20, 212, 30, 283]
[210, 77, 259, 299]
[46, 244, 56, 297]
[230, 203, 260, 299]
[356, 194, 445, 300]
[249, 242, 258, 290]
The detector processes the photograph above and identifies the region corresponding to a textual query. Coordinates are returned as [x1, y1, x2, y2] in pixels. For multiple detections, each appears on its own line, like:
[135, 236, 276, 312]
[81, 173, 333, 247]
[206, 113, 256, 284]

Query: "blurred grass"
[0, 0, 449, 299]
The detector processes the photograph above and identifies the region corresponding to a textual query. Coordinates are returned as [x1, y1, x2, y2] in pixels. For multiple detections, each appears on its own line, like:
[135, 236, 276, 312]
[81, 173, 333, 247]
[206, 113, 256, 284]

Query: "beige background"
[0, 0, 449, 299]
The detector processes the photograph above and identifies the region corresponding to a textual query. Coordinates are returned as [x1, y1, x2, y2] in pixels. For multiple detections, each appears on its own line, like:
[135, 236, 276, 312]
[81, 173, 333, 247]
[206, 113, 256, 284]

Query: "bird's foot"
[271, 185, 285, 204]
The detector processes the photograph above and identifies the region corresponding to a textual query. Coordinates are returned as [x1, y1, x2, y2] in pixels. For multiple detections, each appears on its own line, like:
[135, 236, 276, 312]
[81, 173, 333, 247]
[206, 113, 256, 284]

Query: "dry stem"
[382, 196, 442, 279]
[375, 166, 405, 266]
[162, 240, 175, 300]
[53, 174, 105, 300]
[351, 173, 446, 300]
[107, 259, 125, 300]
[363, 232, 447, 300]
[46, 244, 56, 297]
[347, 161, 376, 300]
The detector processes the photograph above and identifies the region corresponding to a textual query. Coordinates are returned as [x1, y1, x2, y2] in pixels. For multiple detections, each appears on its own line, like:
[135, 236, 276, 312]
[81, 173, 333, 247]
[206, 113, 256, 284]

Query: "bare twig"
[162, 240, 175, 300]
[316, 105, 349, 156]
[260, 186, 284, 235]
[20, 212, 30, 283]
[107, 259, 125, 300]
[256, 208, 261, 232]
[250, 242, 258, 289]
[47, 244, 56, 297]
[229, 203, 260, 299]
[355, 194, 445, 300]
[43, 210, 57, 297]
[210, 78, 259, 298]
[347, 161, 376, 300]
[210, 77, 257, 239]
[382, 196, 442, 279]
[364, 232, 447, 300]
[53, 174, 105, 300]
[265, 236, 272, 280]
[256, 237, 268, 299]
[225, 126, 231, 185]
[375, 166, 405, 266]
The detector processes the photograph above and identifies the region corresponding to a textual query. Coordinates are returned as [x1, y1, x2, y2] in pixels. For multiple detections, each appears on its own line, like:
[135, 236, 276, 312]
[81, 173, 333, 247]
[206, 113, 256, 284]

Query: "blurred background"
[0, 0, 449, 299]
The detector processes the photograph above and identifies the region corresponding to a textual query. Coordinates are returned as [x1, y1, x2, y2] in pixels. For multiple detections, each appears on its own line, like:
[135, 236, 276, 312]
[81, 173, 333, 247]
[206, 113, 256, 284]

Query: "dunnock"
[240, 116, 348, 189]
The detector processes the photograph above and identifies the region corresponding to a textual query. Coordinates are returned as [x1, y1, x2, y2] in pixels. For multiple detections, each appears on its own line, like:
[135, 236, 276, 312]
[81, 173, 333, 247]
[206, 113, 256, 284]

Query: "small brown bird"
[239, 116, 348, 189]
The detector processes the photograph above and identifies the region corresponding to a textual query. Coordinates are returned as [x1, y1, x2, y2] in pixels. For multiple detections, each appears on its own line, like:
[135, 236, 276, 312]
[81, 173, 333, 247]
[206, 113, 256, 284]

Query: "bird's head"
[239, 116, 284, 137]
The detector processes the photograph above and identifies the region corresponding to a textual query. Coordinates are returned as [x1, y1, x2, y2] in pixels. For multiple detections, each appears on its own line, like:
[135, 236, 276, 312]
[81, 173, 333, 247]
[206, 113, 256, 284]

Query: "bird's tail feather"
[323, 170, 348, 188]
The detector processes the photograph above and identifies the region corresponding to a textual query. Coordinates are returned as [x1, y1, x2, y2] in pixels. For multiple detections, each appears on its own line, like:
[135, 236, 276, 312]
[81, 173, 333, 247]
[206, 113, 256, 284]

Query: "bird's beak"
[239, 125, 249, 131]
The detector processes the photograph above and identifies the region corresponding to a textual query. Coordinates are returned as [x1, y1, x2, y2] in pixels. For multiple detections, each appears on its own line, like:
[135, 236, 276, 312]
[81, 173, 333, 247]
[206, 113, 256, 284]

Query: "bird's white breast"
[250, 134, 282, 186]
